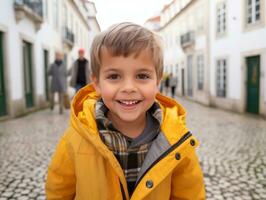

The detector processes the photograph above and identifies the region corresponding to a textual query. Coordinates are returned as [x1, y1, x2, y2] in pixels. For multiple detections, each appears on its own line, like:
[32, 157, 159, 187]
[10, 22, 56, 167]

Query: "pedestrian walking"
[69, 48, 91, 93]
[164, 73, 170, 95]
[159, 78, 164, 93]
[47, 52, 67, 114]
[169, 73, 178, 98]
[46, 22, 205, 199]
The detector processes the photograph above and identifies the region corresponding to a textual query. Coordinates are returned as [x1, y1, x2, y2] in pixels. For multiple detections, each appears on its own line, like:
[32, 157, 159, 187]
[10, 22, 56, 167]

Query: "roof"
[146, 15, 161, 23]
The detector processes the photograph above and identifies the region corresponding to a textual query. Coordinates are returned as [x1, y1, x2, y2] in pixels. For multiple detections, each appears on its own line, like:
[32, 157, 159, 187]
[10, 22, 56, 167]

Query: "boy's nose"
[121, 79, 137, 93]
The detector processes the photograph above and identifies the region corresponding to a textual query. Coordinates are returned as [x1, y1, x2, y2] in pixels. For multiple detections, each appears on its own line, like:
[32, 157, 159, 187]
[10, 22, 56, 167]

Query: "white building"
[84, 1, 101, 50]
[158, 0, 210, 105]
[209, 0, 266, 116]
[0, 0, 99, 119]
[149, 0, 266, 117]
[144, 15, 161, 31]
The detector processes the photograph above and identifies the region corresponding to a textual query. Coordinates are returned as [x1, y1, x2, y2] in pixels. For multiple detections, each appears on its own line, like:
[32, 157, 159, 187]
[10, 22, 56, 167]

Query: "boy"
[46, 22, 205, 200]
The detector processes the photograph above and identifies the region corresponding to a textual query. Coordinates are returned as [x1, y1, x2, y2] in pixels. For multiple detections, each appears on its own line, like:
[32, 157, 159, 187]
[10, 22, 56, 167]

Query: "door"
[182, 69, 185, 96]
[187, 55, 193, 97]
[246, 56, 260, 114]
[0, 32, 7, 116]
[23, 41, 34, 108]
[43, 49, 49, 101]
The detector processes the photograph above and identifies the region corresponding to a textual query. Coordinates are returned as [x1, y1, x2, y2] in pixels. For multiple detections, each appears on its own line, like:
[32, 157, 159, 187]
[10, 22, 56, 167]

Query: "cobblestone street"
[0, 98, 265, 200]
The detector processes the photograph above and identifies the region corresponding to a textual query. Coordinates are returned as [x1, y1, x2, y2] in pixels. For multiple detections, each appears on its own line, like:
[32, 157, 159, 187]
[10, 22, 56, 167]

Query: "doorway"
[187, 55, 193, 97]
[0, 32, 7, 116]
[246, 56, 260, 114]
[23, 41, 34, 108]
[181, 69, 185, 96]
[43, 49, 49, 101]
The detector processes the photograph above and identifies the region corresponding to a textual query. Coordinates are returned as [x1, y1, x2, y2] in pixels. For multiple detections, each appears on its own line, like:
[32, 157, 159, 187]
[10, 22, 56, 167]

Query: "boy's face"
[92, 48, 160, 125]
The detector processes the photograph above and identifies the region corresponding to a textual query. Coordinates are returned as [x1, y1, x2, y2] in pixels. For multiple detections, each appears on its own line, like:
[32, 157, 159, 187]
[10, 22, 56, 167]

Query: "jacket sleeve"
[45, 134, 76, 200]
[171, 150, 206, 200]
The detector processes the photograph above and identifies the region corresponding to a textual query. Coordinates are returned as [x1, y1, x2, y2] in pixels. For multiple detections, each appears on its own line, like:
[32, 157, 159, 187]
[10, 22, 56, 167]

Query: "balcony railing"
[180, 31, 195, 48]
[14, 0, 43, 29]
[14, 0, 43, 17]
[63, 27, 75, 48]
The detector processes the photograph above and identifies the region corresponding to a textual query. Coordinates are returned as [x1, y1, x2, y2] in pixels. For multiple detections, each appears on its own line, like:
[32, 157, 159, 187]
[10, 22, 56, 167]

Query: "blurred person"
[46, 22, 205, 199]
[47, 51, 67, 114]
[169, 73, 178, 98]
[164, 73, 170, 96]
[159, 78, 164, 93]
[69, 48, 91, 93]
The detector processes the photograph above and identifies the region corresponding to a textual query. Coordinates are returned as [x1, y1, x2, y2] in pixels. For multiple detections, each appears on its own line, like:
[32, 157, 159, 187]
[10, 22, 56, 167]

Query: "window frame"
[216, 59, 227, 98]
[197, 54, 204, 90]
[244, 0, 265, 30]
[216, 1, 227, 38]
[53, 0, 59, 30]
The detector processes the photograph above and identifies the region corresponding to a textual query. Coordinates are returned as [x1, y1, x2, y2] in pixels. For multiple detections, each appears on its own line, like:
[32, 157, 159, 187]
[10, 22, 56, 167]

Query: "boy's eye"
[136, 73, 150, 79]
[107, 74, 120, 80]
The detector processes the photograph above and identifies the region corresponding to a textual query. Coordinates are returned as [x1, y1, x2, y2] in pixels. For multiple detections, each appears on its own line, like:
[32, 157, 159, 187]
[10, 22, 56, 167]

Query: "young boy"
[46, 22, 205, 200]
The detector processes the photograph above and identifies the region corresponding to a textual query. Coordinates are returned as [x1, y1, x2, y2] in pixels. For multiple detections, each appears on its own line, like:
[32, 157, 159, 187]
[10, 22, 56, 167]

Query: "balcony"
[14, 0, 43, 30]
[62, 27, 75, 48]
[180, 31, 195, 48]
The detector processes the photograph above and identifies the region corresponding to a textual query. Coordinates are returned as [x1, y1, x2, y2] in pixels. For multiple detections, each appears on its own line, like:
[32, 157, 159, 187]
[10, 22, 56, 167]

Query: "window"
[75, 22, 78, 44]
[197, 55, 204, 90]
[175, 34, 179, 45]
[53, 0, 59, 29]
[44, 0, 48, 21]
[63, 4, 67, 27]
[196, 9, 204, 33]
[216, 2, 227, 36]
[70, 14, 73, 32]
[216, 59, 227, 97]
[175, 63, 179, 87]
[246, 0, 261, 25]
[80, 28, 83, 46]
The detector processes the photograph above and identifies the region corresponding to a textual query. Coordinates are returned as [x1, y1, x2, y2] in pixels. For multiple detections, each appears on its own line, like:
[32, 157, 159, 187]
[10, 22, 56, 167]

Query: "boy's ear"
[91, 74, 101, 95]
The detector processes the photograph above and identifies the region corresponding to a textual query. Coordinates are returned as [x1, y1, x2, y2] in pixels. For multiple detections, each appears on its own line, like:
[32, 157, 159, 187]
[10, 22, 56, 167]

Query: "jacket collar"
[70, 84, 188, 144]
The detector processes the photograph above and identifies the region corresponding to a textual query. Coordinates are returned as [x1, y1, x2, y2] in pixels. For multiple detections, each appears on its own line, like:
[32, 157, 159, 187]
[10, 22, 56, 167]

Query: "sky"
[91, 0, 171, 30]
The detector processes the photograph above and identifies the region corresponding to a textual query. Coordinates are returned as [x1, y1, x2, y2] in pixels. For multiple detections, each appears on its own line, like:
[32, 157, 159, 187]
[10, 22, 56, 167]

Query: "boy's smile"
[117, 100, 141, 109]
[92, 48, 160, 137]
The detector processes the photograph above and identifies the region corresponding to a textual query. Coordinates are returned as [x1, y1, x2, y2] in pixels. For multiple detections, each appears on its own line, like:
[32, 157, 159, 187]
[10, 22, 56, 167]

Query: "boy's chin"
[109, 111, 146, 123]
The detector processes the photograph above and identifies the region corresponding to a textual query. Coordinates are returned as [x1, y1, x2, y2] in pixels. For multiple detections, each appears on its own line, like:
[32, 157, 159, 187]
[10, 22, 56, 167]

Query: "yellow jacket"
[46, 84, 205, 200]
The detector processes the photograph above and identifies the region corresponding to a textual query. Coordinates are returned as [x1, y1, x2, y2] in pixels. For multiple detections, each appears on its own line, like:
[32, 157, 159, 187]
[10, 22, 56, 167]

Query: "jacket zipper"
[120, 181, 127, 200]
[134, 131, 192, 188]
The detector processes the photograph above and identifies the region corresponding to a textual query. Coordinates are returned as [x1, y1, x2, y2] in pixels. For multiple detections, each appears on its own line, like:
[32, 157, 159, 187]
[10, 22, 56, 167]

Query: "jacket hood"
[70, 84, 189, 145]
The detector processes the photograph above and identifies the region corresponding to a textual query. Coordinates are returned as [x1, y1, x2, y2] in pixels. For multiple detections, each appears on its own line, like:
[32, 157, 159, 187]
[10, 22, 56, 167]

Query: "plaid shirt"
[95, 100, 162, 196]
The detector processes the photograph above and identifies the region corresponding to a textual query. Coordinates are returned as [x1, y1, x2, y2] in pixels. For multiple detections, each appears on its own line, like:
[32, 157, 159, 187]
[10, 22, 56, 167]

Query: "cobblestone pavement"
[0, 109, 69, 200]
[0, 99, 266, 200]
[178, 98, 266, 200]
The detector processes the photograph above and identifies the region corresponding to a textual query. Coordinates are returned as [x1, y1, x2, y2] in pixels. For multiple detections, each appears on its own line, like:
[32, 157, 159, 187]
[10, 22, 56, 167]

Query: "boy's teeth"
[120, 100, 138, 105]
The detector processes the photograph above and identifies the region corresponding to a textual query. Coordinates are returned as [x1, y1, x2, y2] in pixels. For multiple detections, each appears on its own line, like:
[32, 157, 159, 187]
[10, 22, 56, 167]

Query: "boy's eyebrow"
[137, 68, 154, 72]
[102, 68, 120, 72]
[102, 67, 154, 73]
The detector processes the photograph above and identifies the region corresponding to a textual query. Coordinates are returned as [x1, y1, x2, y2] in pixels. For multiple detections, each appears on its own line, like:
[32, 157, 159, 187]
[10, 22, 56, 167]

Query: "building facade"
[0, 0, 99, 119]
[85, 1, 101, 49]
[158, 0, 210, 105]
[148, 0, 266, 117]
[209, 0, 266, 116]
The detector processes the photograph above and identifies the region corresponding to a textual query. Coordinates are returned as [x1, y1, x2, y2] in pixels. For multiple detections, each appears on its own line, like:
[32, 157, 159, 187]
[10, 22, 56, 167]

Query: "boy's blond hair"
[90, 22, 164, 79]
